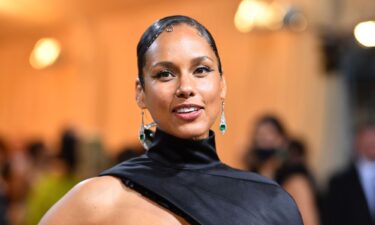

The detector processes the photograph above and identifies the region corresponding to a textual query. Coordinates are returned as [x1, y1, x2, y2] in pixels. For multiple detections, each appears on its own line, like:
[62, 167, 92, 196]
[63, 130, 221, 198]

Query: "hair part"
[137, 15, 223, 87]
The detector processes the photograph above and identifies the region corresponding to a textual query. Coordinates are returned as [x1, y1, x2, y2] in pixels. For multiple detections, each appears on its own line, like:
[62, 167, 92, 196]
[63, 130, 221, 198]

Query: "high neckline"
[146, 128, 221, 170]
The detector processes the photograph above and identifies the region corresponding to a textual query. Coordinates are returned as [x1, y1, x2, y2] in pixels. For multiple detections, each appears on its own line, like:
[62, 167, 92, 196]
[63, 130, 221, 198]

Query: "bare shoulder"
[283, 174, 312, 191]
[39, 176, 127, 225]
[282, 174, 316, 203]
[39, 176, 190, 225]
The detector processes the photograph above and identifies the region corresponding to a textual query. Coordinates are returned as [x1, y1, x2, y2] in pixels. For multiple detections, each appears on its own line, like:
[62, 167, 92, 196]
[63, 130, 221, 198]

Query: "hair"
[355, 121, 375, 135]
[255, 115, 287, 137]
[288, 139, 306, 158]
[58, 128, 78, 173]
[137, 15, 223, 87]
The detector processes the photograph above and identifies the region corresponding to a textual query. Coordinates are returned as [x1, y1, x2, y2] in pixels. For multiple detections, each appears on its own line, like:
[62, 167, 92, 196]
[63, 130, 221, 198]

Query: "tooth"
[177, 107, 198, 113]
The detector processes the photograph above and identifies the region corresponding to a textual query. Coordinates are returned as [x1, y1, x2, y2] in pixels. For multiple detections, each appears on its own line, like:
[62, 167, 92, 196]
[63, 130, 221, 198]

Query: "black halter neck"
[146, 128, 221, 170]
[100, 129, 303, 225]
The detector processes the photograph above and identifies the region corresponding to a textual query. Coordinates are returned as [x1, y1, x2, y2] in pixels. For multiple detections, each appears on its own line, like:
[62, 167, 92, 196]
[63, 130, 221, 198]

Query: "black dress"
[100, 129, 303, 225]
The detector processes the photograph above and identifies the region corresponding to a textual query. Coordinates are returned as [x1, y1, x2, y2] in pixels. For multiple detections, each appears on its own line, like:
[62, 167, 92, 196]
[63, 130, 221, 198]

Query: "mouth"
[172, 104, 204, 121]
[172, 104, 204, 113]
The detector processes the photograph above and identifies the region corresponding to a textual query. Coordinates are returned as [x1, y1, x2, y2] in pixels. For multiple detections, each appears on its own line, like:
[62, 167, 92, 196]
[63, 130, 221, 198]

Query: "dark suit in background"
[323, 163, 374, 225]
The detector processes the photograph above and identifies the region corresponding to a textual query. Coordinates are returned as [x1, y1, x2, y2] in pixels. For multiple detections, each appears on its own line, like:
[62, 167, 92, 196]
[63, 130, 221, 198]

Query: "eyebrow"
[151, 56, 214, 69]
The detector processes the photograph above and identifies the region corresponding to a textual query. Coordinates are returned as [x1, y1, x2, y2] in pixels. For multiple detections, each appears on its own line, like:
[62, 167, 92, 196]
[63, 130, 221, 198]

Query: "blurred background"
[0, 0, 374, 224]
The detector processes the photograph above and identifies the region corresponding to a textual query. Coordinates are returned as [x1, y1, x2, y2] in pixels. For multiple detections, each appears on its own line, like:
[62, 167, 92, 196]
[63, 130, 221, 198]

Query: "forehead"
[258, 123, 277, 132]
[145, 23, 215, 63]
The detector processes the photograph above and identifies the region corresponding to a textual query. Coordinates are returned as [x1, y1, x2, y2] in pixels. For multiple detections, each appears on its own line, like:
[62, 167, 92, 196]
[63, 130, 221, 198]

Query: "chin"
[173, 124, 210, 140]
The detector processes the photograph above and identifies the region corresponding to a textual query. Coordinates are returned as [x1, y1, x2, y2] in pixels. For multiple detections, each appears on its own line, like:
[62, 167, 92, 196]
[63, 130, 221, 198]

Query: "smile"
[175, 107, 200, 113]
[172, 104, 204, 121]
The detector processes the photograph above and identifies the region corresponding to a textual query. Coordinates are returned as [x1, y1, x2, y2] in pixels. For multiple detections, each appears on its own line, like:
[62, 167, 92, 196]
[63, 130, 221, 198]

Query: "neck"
[147, 128, 221, 170]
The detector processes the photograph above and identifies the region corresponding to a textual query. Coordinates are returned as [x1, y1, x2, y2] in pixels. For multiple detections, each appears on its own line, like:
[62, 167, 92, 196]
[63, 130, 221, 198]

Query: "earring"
[139, 110, 157, 150]
[219, 101, 227, 135]
[139, 110, 146, 144]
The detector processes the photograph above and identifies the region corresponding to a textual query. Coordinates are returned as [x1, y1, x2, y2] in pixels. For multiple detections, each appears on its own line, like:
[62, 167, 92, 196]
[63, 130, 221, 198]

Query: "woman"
[247, 115, 289, 179]
[39, 15, 303, 225]
[247, 115, 319, 225]
[276, 139, 321, 225]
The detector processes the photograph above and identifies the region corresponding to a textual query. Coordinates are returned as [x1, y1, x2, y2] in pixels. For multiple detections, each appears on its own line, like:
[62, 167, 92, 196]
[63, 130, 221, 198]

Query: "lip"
[172, 104, 204, 121]
[172, 103, 204, 112]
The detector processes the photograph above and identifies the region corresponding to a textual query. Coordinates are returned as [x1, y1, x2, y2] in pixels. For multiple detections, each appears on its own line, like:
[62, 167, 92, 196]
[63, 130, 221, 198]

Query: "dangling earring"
[219, 100, 227, 135]
[139, 110, 146, 144]
[139, 110, 157, 150]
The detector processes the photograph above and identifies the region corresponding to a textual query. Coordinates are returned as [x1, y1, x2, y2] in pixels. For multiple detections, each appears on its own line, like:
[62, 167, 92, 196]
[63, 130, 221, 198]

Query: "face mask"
[253, 148, 278, 161]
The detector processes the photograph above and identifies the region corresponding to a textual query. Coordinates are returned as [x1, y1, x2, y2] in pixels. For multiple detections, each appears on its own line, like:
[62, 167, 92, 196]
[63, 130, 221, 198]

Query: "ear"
[135, 78, 146, 109]
[220, 75, 227, 100]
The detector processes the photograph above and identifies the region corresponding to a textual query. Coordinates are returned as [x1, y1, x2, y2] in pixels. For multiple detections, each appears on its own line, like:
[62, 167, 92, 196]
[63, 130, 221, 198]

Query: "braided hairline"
[144, 21, 203, 53]
[139, 21, 206, 87]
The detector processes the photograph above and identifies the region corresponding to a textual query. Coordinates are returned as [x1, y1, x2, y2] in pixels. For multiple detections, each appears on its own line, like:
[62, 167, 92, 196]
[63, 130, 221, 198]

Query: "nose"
[175, 74, 195, 99]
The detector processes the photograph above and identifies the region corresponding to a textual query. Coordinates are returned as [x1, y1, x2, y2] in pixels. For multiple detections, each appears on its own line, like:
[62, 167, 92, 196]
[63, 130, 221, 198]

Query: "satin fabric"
[100, 129, 303, 225]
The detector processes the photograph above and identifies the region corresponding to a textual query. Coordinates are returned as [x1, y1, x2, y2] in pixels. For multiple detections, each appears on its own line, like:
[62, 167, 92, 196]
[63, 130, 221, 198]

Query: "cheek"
[198, 78, 222, 111]
[144, 84, 174, 112]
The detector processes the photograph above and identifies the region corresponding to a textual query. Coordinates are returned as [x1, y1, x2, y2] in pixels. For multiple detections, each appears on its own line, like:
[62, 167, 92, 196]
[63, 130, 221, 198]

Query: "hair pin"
[165, 25, 173, 32]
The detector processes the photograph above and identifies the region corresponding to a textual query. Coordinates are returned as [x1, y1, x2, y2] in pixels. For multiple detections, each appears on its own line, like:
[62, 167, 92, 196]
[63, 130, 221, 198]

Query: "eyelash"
[195, 66, 212, 74]
[153, 66, 213, 80]
[154, 70, 174, 79]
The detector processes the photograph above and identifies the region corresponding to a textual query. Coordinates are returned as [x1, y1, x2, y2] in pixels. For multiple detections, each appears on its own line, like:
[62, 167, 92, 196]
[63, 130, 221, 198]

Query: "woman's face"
[254, 123, 285, 149]
[136, 24, 226, 140]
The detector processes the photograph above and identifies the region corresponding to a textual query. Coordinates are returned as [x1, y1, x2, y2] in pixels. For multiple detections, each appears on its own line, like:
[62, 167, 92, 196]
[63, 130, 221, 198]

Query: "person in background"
[324, 122, 375, 225]
[247, 115, 320, 225]
[26, 141, 49, 186]
[6, 137, 30, 225]
[0, 138, 10, 225]
[25, 129, 79, 225]
[247, 115, 289, 179]
[76, 135, 109, 179]
[115, 145, 145, 164]
[276, 138, 321, 225]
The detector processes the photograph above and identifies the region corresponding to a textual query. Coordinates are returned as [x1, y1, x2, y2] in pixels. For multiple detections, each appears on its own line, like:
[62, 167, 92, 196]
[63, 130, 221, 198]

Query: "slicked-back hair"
[137, 15, 223, 87]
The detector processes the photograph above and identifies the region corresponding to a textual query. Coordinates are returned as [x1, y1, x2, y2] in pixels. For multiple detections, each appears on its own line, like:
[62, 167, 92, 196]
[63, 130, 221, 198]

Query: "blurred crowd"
[0, 116, 374, 225]
[0, 128, 144, 225]
[245, 115, 375, 225]
[245, 115, 320, 225]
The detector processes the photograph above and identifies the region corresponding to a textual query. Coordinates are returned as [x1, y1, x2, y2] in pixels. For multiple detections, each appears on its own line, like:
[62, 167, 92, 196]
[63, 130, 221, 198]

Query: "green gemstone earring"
[139, 110, 146, 143]
[219, 101, 227, 135]
[139, 110, 157, 150]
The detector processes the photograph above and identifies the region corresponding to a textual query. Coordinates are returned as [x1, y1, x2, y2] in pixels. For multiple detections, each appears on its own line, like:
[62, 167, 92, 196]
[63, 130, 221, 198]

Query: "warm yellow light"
[265, 2, 284, 30]
[234, 0, 284, 33]
[235, 0, 270, 33]
[354, 21, 375, 47]
[30, 38, 61, 69]
[235, 0, 256, 33]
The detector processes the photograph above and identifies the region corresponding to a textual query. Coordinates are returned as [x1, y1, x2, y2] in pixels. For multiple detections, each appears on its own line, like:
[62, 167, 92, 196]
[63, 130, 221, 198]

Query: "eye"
[194, 66, 212, 76]
[154, 70, 174, 81]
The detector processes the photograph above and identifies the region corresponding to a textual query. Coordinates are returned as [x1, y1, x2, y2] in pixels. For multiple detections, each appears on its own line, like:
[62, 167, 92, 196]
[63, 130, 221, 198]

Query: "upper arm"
[38, 176, 124, 225]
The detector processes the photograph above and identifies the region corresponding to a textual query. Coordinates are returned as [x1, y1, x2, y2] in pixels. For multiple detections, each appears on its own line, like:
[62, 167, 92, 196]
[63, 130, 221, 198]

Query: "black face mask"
[253, 148, 278, 161]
